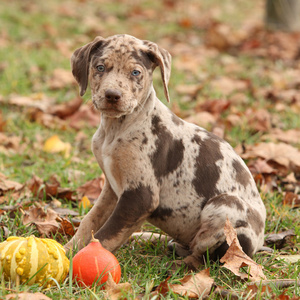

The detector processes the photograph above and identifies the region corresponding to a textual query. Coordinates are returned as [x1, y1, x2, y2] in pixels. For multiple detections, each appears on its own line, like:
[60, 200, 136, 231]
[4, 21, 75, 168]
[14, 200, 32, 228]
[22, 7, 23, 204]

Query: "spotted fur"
[65, 34, 266, 269]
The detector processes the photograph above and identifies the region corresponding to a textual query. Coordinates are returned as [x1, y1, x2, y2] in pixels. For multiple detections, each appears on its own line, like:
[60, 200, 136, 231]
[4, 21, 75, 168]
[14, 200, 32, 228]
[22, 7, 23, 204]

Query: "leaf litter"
[1, 0, 300, 298]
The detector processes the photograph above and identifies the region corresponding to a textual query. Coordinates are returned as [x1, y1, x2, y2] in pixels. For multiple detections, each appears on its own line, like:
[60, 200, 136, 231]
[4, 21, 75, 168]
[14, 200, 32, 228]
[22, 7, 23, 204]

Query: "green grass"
[1, 0, 300, 299]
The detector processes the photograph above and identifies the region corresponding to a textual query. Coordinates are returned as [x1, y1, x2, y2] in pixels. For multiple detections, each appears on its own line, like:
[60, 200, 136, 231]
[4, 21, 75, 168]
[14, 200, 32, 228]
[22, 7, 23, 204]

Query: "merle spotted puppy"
[65, 34, 266, 269]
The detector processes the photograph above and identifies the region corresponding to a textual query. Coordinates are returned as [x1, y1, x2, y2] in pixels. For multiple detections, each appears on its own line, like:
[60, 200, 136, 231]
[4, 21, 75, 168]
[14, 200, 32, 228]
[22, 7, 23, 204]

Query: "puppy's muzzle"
[105, 89, 122, 104]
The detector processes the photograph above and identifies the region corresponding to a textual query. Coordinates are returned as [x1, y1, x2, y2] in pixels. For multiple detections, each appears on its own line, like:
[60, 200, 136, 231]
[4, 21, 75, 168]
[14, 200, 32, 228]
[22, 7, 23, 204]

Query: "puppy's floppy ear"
[143, 41, 172, 102]
[71, 36, 105, 96]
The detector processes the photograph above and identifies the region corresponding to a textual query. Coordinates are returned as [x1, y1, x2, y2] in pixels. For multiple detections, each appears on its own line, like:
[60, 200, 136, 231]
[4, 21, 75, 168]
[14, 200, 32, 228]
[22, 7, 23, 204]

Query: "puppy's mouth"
[93, 101, 132, 118]
[92, 97, 136, 117]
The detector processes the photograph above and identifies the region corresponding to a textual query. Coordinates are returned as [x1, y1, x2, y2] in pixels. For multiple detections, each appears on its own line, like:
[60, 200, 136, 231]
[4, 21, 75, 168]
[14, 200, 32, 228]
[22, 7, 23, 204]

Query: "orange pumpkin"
[72, 232, 121, 287]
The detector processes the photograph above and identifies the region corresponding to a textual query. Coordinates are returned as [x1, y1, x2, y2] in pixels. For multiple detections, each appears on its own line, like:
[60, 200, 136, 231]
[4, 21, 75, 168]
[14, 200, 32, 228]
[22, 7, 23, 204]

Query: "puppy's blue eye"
[132, 70, 141, 76]
[97, 65, 105, 72]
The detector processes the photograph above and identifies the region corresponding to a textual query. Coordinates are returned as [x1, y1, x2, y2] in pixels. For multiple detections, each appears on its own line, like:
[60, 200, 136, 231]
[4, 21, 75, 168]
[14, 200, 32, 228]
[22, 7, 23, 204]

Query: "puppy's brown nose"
[105, 89, 122, 103]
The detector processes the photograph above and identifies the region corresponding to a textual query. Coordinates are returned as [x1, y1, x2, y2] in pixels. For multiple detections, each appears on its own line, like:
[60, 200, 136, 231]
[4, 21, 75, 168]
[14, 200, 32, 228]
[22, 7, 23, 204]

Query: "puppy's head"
[71, 34, 171, 118]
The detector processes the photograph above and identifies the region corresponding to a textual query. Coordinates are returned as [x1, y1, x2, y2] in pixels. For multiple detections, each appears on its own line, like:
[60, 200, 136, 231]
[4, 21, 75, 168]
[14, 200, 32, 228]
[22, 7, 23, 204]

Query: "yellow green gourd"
[0, 236, 69, 287]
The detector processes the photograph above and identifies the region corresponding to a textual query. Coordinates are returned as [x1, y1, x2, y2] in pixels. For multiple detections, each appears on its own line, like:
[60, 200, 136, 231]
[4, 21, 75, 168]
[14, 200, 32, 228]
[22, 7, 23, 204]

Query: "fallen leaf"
[153, 269, 214, 298]
[48, 68, 76, 89]
[242, 142, 300, 175]
[245, 108, 272, 132]
[76, 175, 105, 202]
[52, 207, 79, 216]
[5, 292, 52, 300]
[221, 219, 267, 281]
[58, 218, 76, 236]
[265, 229, 295, 249]
[47, 97, 83, 118]
[0, 176, 23, 195]
[248, 159, 277, 175]
[0, 133, 23, 155]
[43, 135, 71, 158]
[197, 99, 231, 115]
[184, 111, 216, 128]
[283, 192, 300, 208]
[0, 110, 6, 131]
[23, 207, 60, 237]
[79, 195, 92, 209]
[277, 255, 300, 264]
[68, 104, 100, 130]
[205, 22, 242, 50]
[0, 222, 9, 239]
[27, 108, 67, 130]
[4, 93, 54, 111]
[175, 84, 202, 97]
[27, 175, 75, 201]
[209, 77, 248, 96]
[105, 272, 134, 300]
[264, 128, 300, 145]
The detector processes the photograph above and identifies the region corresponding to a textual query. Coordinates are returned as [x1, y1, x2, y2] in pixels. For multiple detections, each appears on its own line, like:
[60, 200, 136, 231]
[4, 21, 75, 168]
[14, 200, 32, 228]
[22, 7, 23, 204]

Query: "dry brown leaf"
[204, 22, 245, 50]
[221, 219, 267, 281]
[49, 68, 76, 89]
[0, 133, 23, 155]
[23, 206, 60, 237]
[265, 128, 300, 145]
[0, 110, 6, 131]
[242, 142, 300, 175]
[5, 292, 52, 300]
[209, 77, 248, 96]
[175, 84, 202, 97]
[27, 174, 75, 201]
[58, 218, 76, 236]
[184, 111, 216, 128]
[68, 104, 100, 130]
[265, 229, 295, 249]
[197, 99, 231, 116]
[76, 175, 105, 202]
[153, 268, 214, 298]
[5, 93, 54, 111]
[283, 192, 300, 208]
[0, 222, 9, 239]
[28, 108, 67, 130]
[245, 108, 272, 132]
[105, 272, 134, 300]
[47, 97, 83, 118]
[0, 176, 23, 196]
[248, 159, 277, 175]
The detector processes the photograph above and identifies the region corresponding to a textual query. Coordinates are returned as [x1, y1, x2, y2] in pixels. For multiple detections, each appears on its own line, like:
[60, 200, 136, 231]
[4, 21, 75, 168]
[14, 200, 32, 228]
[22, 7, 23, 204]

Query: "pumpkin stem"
[90, 230, 100, 243]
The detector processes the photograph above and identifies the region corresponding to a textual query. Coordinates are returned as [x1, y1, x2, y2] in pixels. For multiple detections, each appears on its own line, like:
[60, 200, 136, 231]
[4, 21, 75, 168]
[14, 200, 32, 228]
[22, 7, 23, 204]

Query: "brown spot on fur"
[206, 194, 245, 211]
[96, 185, 154, 241]
[130, 50, 153, 70]
[232, 159, 252, 188]
[171, 112, 184, 126]
[237, 233, 254, 257]
[247, 207, 265, 236]
[192, 136, 223, 204]
[235, 220, 249, 228]
[150, 206, 173, 221]
[150, 115, 185, 181]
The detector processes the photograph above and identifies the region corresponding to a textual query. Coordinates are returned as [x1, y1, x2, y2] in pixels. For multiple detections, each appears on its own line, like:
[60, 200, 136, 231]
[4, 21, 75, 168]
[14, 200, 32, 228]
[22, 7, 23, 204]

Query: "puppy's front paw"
[183, 255, 204, 271]
[167, 242, 192, 257]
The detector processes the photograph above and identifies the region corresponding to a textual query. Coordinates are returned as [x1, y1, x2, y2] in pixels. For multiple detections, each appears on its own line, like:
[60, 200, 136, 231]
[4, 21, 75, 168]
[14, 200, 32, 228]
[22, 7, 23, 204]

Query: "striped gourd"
[0, 236, 69, 287]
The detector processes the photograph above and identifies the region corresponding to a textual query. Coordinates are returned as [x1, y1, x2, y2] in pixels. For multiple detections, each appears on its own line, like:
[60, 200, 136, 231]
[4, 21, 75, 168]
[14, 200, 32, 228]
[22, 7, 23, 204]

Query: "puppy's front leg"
[94, 185, 157, 253]
[64, 181, 117, 252]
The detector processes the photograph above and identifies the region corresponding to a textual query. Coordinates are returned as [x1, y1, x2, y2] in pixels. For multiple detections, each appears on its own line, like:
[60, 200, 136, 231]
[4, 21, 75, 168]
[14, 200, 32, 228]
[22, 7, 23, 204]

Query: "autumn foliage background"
[1, 0, 300, 299]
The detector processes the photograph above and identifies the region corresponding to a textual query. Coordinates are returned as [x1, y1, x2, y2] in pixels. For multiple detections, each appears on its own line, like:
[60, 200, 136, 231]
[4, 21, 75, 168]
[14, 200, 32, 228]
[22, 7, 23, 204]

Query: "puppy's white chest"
[102, 156, 121, 196]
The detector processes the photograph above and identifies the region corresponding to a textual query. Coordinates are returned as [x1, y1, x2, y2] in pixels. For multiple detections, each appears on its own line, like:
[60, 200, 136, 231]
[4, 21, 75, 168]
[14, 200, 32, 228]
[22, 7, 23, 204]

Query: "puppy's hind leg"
[184, 194, 265, 270]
